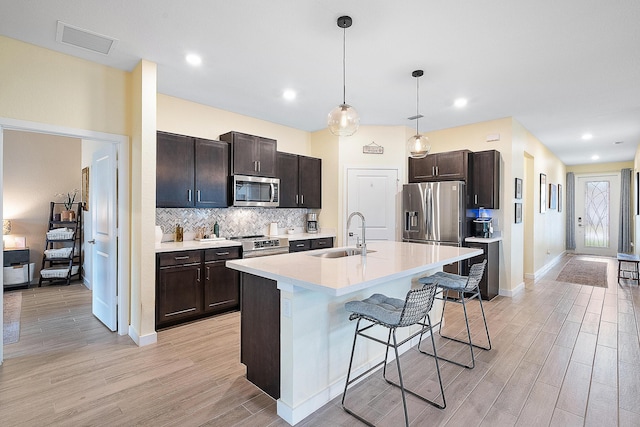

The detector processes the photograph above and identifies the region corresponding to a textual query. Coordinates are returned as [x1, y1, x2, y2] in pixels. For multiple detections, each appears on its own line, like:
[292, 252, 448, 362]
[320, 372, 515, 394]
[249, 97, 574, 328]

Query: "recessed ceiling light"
[454, 98, 468, 108]
[591, 154, 600, 160]
[185, 53, 202, 66]
[582, 133, 593, 140]
[283, 89, 296, 101]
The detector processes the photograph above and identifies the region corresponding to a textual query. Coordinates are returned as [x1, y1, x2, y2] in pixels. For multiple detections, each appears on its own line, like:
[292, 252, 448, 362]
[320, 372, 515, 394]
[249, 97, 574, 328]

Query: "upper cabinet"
[219, 131, 277, 177]
[276, 152, 322, 208]
[408, 150, 471, 183]
[156, 131, 229, 208]
[469, 150, 501, 209]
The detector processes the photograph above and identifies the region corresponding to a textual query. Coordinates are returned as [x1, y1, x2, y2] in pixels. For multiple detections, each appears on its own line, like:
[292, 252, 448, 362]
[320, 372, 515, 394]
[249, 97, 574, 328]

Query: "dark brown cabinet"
[203, 247, 241, 313]
[156, 131, 229, 208]
[156, 247, 240, 329]
[464, 240, 499, 300]
[409, 150, 471, 183]
[276, 152, 322, 208]
[288, 237, 333, 253]
[241, 273, 280, 399]
[220, 131, 277, 178]
[470, 150, 501, 209]
[156, 250, 203, 327]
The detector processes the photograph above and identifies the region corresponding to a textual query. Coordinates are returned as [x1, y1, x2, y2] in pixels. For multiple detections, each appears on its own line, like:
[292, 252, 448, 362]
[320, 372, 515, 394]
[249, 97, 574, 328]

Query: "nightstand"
[4, 248, 30, 289]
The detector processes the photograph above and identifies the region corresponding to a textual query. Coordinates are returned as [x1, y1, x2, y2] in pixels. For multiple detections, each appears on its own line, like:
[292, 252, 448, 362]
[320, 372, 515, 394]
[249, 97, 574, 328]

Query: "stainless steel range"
[230, 235, 289, 258]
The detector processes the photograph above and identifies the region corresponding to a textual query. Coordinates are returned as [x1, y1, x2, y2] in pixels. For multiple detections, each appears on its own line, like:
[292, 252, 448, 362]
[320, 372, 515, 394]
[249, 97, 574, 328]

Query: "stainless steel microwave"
[232, 175, 280, 207]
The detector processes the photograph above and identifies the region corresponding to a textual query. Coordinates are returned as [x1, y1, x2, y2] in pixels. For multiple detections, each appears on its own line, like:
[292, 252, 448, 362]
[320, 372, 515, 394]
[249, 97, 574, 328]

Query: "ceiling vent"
[56, 21, 118, 55]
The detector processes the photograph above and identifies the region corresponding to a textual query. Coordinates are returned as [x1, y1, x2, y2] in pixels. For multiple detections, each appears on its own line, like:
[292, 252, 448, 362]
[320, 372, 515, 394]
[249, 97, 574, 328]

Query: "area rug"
[556, 258, 608, 287]
[3, 291, 22, 344]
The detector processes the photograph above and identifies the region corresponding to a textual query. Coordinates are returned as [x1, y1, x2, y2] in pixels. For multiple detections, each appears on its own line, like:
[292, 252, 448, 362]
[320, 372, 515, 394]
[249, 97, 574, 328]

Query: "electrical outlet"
[282, 298, 292, 318]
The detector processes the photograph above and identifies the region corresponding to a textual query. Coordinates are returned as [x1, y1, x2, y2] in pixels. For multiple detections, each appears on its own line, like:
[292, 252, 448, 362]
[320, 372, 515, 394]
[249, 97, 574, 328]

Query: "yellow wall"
[157, 94, 311, 155]
[567, 161, 633, 174]
[0, 36, 130, 136]
[3, 130, 81, 270]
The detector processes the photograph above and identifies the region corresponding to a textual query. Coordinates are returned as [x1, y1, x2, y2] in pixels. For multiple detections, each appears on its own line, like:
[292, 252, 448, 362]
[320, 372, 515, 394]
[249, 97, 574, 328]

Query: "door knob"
[88, 239, 96, 244]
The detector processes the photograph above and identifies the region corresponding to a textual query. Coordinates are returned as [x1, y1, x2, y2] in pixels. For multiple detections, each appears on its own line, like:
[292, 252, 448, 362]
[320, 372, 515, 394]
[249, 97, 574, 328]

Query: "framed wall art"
[549, 183, 557, 210]
[82, 166, 89, 211]
[515, 202, 522, 223]
[515, 178, 522, 199]
[558, 184, 562, 212]
[540, 173, 546, 213]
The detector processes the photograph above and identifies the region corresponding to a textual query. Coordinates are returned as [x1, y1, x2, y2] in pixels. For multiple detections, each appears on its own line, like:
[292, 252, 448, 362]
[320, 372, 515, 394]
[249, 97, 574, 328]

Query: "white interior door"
[346, 168, 398, 245]
[575, 173, 620, 257]
[91, 145, 117, 331]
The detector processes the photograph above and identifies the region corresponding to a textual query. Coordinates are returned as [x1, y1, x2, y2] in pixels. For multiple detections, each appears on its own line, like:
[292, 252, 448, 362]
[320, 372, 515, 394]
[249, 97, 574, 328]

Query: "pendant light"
[327, 15, 360, 137]
[407, 69, 430, 158]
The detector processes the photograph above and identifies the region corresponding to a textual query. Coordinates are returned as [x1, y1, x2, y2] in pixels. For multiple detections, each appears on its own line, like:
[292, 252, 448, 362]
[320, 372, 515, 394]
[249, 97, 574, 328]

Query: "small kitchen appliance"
[306, 213, 318, 233]
[473, 217, 493, 238]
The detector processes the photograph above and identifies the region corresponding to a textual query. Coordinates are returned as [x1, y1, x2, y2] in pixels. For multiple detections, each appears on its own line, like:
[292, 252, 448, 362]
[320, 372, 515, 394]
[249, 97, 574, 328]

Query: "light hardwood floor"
[1, 254, 639, 426]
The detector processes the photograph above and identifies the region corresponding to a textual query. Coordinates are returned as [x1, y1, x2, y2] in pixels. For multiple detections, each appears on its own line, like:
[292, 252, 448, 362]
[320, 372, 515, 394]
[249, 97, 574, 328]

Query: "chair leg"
[476, 294, 492, 350]
[392, 330, 410, 427]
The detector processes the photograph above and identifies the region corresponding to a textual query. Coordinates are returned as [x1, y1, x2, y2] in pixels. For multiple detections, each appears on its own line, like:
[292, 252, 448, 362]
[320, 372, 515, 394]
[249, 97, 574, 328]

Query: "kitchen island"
[226, 241, 482, 425]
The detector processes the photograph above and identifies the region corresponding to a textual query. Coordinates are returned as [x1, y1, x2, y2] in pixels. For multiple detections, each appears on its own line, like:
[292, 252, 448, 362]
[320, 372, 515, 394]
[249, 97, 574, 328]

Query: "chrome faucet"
[347, 211, 366, 256]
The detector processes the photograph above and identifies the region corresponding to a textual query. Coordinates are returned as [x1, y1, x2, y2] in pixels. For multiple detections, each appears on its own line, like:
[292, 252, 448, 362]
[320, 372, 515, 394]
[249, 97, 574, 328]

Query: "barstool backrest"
[464, 259, 487, 292]
[397, 283, 437, 327]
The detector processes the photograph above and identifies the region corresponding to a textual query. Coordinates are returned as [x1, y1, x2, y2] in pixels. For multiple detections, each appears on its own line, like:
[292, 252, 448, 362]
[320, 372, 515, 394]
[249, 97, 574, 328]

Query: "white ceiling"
[2, 0, 639, 165]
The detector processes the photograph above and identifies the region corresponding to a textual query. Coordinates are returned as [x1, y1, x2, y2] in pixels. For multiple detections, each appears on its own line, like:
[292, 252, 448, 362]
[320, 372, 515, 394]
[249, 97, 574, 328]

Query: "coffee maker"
[306, 213, 318, 233]
[473, 217, 493, 238]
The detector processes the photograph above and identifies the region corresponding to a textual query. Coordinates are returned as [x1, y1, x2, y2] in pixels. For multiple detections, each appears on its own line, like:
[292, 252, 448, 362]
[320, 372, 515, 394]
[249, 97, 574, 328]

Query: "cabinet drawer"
[289, 240, 311, 252]
[310, 238, 333, 249]
[204, 246, 241, 262]
[158, 250, 202, 267]
[4, 249, 29, 266]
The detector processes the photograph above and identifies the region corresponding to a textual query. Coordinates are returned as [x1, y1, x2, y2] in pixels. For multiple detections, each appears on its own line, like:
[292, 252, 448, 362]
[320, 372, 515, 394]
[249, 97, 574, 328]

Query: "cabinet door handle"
[197, 190, 201, 202]
[295, 194, 298, 204]
[174, 256, 190, 260]
[216, 251, 230, 256]
[300, 194, 304, 205]
[197, 268, 201, 282]
[475, 195, 478, 204]
[188, 189, 192, 202]
[258, 161, 261, 172]
[436, 166, 439, 176]
[206, 266, 210, 281]
[317, 241, 327, 246]
[296, 244, 305, 247]
[432, 166, 436, 176]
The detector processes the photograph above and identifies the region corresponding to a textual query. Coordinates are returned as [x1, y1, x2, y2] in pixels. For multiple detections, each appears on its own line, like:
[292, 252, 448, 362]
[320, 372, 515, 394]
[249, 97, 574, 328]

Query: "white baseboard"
[500, 281, 525, 297]
[128, 325, 157, 347]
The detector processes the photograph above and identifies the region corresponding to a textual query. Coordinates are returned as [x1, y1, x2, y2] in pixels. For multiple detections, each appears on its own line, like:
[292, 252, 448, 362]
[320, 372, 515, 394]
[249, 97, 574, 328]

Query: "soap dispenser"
[213, 222, 220, 238]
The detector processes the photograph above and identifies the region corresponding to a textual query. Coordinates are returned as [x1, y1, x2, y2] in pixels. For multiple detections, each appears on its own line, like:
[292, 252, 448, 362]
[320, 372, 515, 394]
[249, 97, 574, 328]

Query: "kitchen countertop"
[155, 239, 241, 253]
[226, 241, 482, 296]
[270, 230, 336, 241]
[465, 235, 503, 243]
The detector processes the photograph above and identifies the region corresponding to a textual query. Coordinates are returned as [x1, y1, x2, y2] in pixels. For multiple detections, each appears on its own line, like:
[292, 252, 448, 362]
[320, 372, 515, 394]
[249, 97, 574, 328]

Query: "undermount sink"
[309, 248, 376, 258]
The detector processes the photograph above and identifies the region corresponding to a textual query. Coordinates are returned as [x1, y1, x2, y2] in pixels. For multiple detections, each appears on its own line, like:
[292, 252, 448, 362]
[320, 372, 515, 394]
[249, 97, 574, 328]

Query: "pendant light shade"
[407, 70, 430, 158]
[328, 16, 359, 136]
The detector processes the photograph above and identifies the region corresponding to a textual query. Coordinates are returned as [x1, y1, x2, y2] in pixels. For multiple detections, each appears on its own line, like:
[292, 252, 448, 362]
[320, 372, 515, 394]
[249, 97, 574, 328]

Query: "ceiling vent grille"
[56, 21, 118, 55]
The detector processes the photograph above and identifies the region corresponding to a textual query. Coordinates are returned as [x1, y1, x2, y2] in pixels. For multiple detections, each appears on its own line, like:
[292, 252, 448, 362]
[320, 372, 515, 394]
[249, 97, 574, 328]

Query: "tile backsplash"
[156, 207, 310, 238]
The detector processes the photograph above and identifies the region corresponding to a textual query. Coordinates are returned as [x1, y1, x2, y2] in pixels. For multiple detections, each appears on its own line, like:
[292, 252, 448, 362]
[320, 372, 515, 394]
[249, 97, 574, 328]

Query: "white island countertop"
[227, 241, 482, 297]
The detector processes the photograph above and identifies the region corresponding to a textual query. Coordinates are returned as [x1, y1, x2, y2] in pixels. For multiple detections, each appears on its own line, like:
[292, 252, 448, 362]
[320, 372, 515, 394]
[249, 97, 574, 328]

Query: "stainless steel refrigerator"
[402, 181, 466, 246]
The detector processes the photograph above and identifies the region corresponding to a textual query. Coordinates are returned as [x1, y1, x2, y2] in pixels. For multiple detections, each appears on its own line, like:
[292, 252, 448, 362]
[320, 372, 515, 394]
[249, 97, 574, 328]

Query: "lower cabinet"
[289, 237, 334, 253]
[156, 247, 239, 329]
[464, 240, 499, 300]
[204, 247, 241, 313]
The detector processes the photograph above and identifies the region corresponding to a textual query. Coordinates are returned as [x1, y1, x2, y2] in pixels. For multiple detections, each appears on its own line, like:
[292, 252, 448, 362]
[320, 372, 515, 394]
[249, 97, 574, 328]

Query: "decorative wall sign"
[549, 183, 557, 210]
[515, 178, 522, 199]
[540, 173, 546, 213]
[363, 141, 384, 154]
[515, 202, 522, 223]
